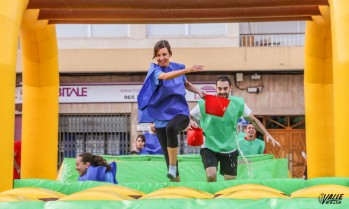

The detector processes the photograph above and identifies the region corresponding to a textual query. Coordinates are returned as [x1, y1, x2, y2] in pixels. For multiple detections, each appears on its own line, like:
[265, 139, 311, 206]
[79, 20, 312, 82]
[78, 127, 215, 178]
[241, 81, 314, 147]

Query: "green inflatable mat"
[3, 195, 349, 209]
[57, 154, 288, 183]
[14, 177, 349, 195]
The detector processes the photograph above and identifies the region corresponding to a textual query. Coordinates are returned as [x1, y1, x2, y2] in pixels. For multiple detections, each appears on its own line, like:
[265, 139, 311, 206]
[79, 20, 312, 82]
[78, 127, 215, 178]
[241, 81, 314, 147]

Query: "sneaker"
[167, 173, 176, 179]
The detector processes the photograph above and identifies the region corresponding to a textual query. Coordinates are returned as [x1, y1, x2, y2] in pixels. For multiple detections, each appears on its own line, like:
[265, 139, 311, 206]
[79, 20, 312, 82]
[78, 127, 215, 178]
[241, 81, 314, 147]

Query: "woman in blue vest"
[76, 152, 117, 184]
[138, 40, 205, 181]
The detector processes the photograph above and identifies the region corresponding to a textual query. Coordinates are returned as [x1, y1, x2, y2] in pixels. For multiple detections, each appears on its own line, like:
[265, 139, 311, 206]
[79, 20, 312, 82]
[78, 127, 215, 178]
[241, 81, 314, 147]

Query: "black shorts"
[200, 148, 239, 176]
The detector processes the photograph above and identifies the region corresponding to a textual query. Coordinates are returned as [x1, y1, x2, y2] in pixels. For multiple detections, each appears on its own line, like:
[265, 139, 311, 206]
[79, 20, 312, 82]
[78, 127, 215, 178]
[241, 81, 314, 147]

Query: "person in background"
[302, 151, 307, 179]
[137, 40, 205, 182]
[141, 123, 163, 155]
[14, 140, 21, 179]
[76, 152, 117, 184]
[238, 123, 265, 156]
[129, 134, 146, 155]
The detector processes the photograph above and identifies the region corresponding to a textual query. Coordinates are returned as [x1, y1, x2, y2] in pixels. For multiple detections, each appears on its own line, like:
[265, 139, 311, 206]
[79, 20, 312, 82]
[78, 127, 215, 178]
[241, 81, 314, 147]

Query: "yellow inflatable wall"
[329, 0, 349, 177]
[20, 10, 59, 179]
[0, 0, 28, 192]
[304, 6, 334, 178]
[2, 0, 349, 193]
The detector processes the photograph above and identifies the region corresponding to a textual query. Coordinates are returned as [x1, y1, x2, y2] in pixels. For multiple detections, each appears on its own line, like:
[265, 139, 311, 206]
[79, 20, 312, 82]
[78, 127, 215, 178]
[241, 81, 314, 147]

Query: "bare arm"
[185, 81, 206, 98]
[158, 65, 204, 80]
[245, 114, 281, 147]
[188, 104, 201, 130]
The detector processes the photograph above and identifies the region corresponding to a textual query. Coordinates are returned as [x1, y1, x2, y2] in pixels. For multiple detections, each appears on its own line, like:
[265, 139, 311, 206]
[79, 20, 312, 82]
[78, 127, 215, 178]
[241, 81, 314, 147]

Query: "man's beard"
[217, 93, 229, 98]
[247, 134, 254, 139]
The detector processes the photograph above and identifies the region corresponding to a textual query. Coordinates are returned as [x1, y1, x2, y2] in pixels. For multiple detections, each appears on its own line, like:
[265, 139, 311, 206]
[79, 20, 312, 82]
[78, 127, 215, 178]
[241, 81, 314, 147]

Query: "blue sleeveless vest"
[138, 62, 189, 122]
[78, 162, 118, 184]
[137, 63, 158, 123]
[140, 132, 163, 154]
[148, 62, 189, 120]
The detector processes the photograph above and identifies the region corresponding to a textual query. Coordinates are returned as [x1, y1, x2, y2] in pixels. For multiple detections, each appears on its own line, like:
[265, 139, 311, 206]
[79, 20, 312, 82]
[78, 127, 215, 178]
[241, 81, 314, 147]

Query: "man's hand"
[198, 89, 206, 99]
[187, 119, 198, 130]
[265, 134, 281, 147]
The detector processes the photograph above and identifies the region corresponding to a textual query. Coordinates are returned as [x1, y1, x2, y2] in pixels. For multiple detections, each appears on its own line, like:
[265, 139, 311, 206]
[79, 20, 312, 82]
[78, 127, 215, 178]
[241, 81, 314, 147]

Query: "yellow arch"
[20, 10, 59, 179]
[2, 1, 349, 190]
[304, 6, 333, 178]
[329, 0, 349, 176]
[0, 0, 28, 192]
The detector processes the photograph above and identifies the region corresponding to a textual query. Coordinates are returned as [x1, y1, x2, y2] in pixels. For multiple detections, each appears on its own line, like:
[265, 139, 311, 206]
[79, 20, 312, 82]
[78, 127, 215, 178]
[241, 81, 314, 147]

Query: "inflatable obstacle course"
[2, 155, 349, 208]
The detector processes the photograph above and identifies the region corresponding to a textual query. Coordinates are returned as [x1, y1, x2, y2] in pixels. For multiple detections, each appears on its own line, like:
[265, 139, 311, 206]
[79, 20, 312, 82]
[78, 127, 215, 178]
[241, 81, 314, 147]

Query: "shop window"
[58, 114, 130, 166]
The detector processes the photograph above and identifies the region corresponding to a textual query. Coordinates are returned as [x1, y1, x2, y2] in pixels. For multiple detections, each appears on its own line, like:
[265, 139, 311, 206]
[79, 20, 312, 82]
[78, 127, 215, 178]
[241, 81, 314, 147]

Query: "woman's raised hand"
[186, 65, 204, 73]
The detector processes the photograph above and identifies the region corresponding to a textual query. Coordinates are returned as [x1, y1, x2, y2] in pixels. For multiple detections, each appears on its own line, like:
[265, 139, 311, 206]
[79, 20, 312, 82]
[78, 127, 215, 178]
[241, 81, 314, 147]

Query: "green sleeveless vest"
[198, 95, 244, 152]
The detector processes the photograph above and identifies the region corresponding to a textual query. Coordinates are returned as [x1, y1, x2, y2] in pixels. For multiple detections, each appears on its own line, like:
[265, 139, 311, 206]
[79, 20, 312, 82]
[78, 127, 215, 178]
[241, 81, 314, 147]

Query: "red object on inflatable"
[205, 94, 230, 117]
[187, 127, 204, 146]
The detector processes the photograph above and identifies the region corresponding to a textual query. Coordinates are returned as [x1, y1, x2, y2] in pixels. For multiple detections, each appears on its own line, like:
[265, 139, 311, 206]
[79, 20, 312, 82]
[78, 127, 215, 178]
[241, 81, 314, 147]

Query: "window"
[56, 24, 90, 38]
[147, 24, 186, 37]
[189, 23, 227, 36]
[58, 114, 130, 166]
[147, 23, 228, 37]
[91, 24, 129, 38]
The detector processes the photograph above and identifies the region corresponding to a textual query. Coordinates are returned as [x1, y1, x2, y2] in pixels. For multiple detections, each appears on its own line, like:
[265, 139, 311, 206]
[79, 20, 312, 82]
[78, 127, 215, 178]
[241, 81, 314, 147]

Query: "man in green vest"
[190, 76, 280, 182]
[238, 123, 265, 156]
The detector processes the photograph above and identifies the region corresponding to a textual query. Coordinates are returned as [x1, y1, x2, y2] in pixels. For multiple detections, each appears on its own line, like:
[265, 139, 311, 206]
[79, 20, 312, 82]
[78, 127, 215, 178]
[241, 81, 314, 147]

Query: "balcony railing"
[240, 33, 305, 47]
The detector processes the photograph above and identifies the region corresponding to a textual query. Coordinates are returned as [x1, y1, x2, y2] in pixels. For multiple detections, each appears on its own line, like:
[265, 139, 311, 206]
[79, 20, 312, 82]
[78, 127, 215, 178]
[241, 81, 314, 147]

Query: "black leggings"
[155, 114, 190, 175]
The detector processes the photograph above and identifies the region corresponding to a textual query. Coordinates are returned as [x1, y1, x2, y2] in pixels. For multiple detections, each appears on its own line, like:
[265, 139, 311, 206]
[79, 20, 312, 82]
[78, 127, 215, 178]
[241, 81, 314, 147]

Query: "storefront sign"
[15, 83, 216, 104]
